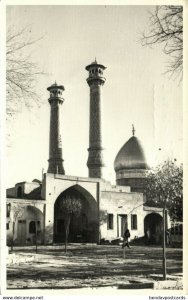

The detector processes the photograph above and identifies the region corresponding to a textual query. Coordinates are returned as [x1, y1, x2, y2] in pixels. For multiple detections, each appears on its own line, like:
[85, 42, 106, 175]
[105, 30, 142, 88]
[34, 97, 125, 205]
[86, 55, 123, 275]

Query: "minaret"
[47, 82, 65, 175]
[85, 59, 106, 178]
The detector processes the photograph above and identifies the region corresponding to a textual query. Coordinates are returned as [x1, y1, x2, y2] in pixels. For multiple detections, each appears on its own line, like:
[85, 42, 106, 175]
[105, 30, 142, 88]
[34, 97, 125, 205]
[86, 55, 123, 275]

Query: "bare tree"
[145, 159, 183, 280]
[59, 196, 82, 253]
[141, 6, 183, 79]
[6, 26, 45, 117]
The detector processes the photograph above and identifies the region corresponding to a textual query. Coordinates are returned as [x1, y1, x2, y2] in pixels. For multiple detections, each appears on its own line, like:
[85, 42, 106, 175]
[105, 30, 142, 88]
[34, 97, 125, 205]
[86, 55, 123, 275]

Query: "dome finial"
[132, 124, 135, 136]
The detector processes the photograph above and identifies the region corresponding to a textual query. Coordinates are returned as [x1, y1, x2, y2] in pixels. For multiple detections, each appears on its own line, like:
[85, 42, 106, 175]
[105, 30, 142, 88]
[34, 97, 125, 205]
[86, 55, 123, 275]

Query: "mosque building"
[6, 60, 165, 246]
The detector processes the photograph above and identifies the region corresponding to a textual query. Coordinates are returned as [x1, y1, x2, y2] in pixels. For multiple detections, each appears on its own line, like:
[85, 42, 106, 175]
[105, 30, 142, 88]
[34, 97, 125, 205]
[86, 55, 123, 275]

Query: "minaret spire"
[47, 82, 65, 175]
[85, 60, 106, 178]
[132, 124, 135, 136]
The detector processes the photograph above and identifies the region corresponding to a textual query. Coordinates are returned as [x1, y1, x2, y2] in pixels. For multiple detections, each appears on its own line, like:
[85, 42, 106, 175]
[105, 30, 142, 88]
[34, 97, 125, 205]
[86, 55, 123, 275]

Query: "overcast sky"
[6, 5, 183, 187]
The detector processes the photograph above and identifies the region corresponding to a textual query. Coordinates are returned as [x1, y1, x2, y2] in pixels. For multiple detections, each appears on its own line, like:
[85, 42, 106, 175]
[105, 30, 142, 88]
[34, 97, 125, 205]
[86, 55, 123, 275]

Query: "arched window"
[29, 221, 41, 233]
[17, 186, 22, 198]
[7, 203, 11, 217]
[29, 221, 36, 234]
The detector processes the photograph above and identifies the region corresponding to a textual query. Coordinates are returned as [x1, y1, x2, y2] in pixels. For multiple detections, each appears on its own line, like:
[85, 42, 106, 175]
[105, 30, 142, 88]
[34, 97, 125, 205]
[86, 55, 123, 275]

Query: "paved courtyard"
[7, 244, 183, 290]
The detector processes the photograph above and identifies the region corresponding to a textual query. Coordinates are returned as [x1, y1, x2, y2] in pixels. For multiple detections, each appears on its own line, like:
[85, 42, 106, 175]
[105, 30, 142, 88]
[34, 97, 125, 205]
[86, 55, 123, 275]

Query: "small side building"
[6, 171, 165, 246]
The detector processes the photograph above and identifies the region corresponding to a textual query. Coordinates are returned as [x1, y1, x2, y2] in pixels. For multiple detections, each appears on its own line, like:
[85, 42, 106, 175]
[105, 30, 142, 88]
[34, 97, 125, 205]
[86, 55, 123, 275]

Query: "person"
[122, 228, 131, 248]
[145, 228, 151, 245]
[166, 229, 171, 246]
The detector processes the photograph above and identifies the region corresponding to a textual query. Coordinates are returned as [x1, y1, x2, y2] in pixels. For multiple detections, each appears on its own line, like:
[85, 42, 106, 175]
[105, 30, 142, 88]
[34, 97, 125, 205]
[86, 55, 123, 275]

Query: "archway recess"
[144, 213, 163, 244]
[16, 205, 44, 246]
[54, 185, 98, 243]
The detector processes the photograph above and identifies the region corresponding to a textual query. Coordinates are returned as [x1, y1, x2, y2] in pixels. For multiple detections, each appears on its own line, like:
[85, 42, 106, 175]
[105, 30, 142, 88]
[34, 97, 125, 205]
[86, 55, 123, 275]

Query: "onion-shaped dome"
[114, 135, 148, 172]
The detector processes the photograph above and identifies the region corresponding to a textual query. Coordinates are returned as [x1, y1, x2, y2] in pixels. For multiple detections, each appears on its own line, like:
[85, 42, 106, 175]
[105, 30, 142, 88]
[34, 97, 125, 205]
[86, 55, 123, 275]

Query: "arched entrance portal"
[144, 213, 163, 244]
[54, 185, 98, 243]
[16, 205, 44, 246]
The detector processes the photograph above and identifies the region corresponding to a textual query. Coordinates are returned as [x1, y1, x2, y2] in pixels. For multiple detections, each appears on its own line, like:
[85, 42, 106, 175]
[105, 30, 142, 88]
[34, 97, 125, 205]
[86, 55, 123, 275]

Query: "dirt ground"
[7, 244, 183, 290]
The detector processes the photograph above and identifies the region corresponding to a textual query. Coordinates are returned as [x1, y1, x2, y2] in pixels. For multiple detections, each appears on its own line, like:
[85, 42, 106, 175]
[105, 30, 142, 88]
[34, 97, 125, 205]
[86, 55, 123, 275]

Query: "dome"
[114, 136, 148, 172]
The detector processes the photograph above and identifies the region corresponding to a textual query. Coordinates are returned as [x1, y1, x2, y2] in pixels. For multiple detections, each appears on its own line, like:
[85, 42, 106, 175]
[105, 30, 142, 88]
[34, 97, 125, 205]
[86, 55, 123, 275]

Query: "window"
[29, 221, 41, 234]
[7, 204, 11, 218]
[29, 221, 36, 234]
[6, 223, 9, 230]
[131, 214, 137, 230]
[37, 221, 41, 232]
[107, 214, 114, 230]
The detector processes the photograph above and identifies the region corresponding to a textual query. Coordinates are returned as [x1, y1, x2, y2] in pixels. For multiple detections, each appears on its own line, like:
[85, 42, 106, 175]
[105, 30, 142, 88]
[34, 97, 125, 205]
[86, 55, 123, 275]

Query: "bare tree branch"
[6, 26, 46, 117]
[141, 5, 183, 79]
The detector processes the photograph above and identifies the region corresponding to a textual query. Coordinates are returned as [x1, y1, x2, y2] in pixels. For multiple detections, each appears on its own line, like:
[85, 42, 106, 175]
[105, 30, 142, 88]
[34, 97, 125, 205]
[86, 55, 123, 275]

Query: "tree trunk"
[65, 216, 70, 253]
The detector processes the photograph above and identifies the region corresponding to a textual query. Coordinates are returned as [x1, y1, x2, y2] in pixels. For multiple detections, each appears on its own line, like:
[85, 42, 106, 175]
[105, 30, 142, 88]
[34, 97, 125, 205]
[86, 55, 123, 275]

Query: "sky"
[6, 5, 183, 187]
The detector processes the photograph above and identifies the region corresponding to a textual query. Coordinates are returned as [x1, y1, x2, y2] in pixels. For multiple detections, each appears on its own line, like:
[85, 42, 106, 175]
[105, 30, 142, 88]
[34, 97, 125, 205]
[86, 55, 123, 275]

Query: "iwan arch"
[6, 60, 165, 246]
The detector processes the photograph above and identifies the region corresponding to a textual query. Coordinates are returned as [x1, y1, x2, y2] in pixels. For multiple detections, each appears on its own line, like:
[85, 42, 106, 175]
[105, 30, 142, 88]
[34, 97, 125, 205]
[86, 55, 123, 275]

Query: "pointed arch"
[15, 205, 44, 246]
[144, 213, 163, 245]
[54, 184, 98, 243]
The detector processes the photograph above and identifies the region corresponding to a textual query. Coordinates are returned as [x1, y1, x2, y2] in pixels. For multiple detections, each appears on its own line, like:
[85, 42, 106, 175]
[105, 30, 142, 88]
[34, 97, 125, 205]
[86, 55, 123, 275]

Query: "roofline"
[6, 198, 45, 203]
[15, 181, 41, 186]
[85, 63, 106, 71]
[47, 85, 65, 91]
[143, 206, 163, 212]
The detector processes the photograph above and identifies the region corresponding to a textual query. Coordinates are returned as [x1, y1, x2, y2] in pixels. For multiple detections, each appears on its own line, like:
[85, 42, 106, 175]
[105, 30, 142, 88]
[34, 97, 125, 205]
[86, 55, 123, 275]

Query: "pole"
[162, 205, 167, 280]
[35, 220, 38, 254]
